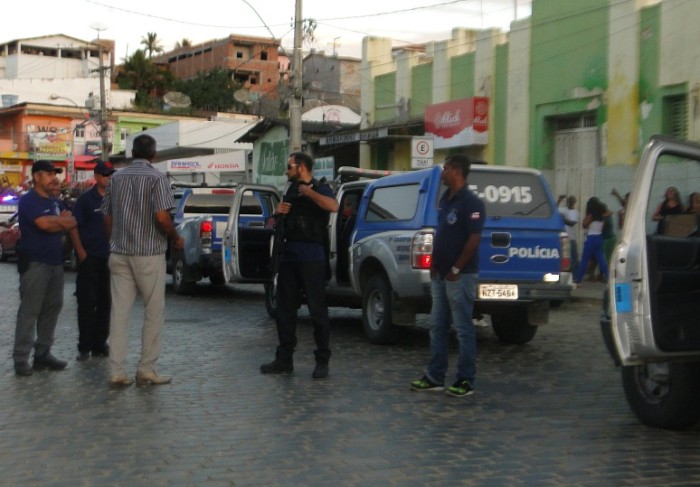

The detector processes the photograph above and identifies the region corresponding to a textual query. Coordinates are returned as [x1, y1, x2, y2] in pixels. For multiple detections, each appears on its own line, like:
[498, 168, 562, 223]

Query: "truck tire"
[362, 275, 399, 345]
[264, 274, 277, 319]
[621, 362, 700, 430]
[491, 307, 538, 344]
[172, 254, 195, 295]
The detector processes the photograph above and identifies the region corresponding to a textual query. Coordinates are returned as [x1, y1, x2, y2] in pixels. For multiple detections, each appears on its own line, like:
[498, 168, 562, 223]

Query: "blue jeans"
[426, 273, 478, 385]
[575, 234, 608, 283]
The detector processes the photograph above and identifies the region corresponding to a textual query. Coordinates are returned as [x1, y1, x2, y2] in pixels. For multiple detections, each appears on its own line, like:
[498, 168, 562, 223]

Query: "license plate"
[479, 284, 518, 300]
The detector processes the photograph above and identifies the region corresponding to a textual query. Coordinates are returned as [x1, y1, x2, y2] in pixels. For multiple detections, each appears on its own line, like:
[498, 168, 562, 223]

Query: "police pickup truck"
[601, 135, 700, 430]
[223, 164, 572, 345]
[169, 185, 280, 294]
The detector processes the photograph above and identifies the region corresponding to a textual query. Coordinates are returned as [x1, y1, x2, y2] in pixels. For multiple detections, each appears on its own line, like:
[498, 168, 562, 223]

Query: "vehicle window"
[365, 184, 419, 222]
[184, 194, 233, 214]
[451, 171, 552, 218]
[240, 192, 263, 215]
[648, 154, 700, 236]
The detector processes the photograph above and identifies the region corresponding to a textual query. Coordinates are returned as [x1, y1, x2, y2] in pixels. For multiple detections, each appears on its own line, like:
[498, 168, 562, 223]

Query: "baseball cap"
[31, 160, 63, 174]
[93, 161, 116, 176]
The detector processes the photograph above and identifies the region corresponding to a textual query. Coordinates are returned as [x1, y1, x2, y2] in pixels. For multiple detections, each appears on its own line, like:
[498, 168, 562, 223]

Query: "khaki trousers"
[108, 253, 166, 376]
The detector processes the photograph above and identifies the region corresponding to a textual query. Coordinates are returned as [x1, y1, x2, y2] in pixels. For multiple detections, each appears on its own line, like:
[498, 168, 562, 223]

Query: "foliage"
[174, 67, 243, 112]
[174, 38, 193, 50]
[141, 32, 164, 59]
[116, 49, 174, 108]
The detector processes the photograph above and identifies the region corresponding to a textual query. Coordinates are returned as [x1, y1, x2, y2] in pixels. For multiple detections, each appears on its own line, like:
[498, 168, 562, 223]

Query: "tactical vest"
[283, 179, 330, 244]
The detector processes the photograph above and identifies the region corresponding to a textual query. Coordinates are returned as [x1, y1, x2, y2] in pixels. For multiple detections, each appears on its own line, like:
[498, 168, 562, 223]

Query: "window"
[120, 129, 129, 141]
[663, 94, 688, 139]
[461, 170, 552, 218]
[260, 51, 268, 60]
[75, 126, 85, 139]
[236, 51, 244, 59]
[366, 184, 419, 222]
[184, 194, 233, 215]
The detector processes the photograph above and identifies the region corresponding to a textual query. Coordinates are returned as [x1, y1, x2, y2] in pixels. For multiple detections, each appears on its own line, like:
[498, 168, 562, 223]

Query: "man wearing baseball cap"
[70, 161, 116, 362]
[13, 160, 77, 376]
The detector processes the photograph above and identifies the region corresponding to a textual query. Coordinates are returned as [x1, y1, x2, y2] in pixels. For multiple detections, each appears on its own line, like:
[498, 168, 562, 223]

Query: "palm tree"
[141, 32, 163, 59]
[174, 38, 192, 50]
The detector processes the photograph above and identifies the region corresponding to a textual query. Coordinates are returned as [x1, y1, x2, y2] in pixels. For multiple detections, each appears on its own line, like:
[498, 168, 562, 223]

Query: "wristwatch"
[450, 266, 460, 275]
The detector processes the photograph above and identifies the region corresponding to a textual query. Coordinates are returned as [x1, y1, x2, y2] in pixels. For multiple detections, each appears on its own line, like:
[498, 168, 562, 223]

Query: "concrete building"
[153, 35, 281, 97]
[302, 52, 361, 113]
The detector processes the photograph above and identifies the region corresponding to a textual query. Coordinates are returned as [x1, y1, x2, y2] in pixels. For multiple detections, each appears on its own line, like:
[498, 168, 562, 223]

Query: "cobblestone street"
[0, 262, 698, 486]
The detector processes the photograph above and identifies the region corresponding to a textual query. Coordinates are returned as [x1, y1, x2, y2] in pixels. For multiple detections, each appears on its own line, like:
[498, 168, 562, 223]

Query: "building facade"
[357, 0, 700, 225]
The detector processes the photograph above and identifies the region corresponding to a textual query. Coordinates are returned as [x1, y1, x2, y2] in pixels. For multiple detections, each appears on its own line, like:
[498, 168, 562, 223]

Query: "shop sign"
[424, 97, 489, 149]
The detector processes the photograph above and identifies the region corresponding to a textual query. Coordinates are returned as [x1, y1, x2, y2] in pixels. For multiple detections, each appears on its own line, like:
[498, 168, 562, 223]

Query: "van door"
[222, 184, 280, 284]
[609, 136, 700, 364]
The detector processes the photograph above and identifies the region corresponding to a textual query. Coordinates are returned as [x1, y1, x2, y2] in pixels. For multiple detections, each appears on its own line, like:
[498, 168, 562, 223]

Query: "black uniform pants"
[275, 260, 331, 363]
[76, 255, 111, 354]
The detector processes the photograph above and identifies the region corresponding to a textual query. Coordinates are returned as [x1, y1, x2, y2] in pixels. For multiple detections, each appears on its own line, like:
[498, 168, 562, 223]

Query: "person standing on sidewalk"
[102, 134, 184, 387]
[260, 152, 339, 379]
[558, 195, 580, 277]
[411, 154, 485, 397]
[70, 161, 116, 361]
[13, 160, 77, 377]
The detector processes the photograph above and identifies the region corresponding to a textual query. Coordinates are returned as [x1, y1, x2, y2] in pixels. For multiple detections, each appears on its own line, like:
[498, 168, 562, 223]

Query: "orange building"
[154, 35, 281, 97]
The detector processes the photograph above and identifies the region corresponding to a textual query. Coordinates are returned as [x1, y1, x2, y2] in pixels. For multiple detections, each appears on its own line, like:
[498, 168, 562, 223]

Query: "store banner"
[424, 97, 489, 149]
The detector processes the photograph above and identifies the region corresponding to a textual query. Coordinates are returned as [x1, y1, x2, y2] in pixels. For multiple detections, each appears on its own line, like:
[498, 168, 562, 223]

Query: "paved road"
[0, 263, 698, 486]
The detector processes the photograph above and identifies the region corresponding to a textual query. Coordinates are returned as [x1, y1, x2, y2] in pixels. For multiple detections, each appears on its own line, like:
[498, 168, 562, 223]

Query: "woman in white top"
[574, 196, 608, 285]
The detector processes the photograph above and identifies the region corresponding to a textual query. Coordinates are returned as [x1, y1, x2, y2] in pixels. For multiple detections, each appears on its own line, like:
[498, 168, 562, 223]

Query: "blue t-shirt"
[432, 185, 485, 276]
[17, 189, 64, 265]
[74, 185, 110, 258]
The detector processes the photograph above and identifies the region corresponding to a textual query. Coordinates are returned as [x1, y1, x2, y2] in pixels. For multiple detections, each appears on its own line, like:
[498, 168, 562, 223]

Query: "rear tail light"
[200, 219, 213, 249]
[412, 232, 434, 269]
[560, 232, 571, 272]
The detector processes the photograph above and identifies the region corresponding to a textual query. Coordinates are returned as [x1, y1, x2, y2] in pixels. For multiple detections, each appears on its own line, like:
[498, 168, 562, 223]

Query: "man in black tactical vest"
[261, 152, 339, 379]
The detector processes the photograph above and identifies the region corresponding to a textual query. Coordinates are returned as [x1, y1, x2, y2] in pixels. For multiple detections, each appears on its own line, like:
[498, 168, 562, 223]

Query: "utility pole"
[289, 0, 303, 153]
[91, 23, 110, 162]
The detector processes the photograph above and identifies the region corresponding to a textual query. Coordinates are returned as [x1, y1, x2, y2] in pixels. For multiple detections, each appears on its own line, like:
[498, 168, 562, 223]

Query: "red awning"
[66, 155, 100, 169]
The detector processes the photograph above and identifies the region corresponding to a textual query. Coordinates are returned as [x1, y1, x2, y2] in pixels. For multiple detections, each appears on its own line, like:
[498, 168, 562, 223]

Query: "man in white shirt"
[558, 195, 579, 276]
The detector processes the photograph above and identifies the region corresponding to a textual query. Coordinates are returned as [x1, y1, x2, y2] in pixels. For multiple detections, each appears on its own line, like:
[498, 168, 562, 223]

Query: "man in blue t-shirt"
[13, 160, 77, 376]
[70, 161, 116, 361]
[411, 154, 485, 397]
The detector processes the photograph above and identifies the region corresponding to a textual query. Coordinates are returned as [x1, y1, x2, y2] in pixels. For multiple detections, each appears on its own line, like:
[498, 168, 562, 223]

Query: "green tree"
[174, 67, 242, 112]
[141, 32, 163, 59]
[174, 38, 192, 49]
[116, 49, 174, 108]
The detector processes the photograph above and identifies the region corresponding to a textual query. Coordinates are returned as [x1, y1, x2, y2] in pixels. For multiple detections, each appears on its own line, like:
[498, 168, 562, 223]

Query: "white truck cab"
[602, 135, 700, 429]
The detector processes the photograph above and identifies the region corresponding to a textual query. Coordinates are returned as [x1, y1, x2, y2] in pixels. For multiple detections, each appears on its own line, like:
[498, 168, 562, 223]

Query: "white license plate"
[479, 284, 518, 300]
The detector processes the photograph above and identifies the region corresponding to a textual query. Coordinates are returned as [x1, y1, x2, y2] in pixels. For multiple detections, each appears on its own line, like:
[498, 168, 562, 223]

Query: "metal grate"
[555, 114, 597, 131]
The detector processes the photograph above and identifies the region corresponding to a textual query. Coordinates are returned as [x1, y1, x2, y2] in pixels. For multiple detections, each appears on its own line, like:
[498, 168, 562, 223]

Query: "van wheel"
[172, 255, 195, 295]
[491, 307, 537, 344]
[264, 273, 278, 319]
[622, 362, 700, 430]
[362, 275, 399, 345]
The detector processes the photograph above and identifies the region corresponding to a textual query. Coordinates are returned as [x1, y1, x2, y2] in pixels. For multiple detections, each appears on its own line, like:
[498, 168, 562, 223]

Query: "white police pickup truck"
[601, 135, 700, 430]
[232, 163, 572, 345]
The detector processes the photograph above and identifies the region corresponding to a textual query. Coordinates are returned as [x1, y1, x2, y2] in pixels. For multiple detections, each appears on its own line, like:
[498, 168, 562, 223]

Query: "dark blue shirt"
[74, 185, 110, 258]
[432, 185, 485, 276]
[17, 189, 64, 265]
[281, 181, 334, 262]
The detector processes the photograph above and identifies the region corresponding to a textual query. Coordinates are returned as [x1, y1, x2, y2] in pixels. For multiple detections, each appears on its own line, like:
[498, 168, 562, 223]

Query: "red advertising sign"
[424, 97, 489, 148]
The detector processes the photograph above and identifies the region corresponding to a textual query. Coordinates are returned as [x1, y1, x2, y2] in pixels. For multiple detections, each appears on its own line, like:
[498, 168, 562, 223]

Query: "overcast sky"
[7, 0, 531, 60]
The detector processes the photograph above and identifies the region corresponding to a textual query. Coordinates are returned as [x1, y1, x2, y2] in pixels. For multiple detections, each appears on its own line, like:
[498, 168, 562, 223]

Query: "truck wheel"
[621, 362, 700, 430]
[491, 307, 537, 344]
[362, 275, 399, 345]
[172, 255, 195, 295]
[264, 274, 278, 319]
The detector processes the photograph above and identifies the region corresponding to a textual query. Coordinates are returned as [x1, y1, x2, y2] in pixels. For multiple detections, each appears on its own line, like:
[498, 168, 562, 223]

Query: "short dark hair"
[132, 134, 157, 160]
[444, 154, 471, 178]
[290, 152, 314, 172]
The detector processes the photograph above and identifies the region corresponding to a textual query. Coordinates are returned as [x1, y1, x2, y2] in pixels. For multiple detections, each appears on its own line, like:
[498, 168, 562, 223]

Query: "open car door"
[222, 184, 281, 284]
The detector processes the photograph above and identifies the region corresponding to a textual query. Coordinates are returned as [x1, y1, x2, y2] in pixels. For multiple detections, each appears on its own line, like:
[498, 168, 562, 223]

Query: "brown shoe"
[109, 374, 134, 388]
[135, 370, 172, 385]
